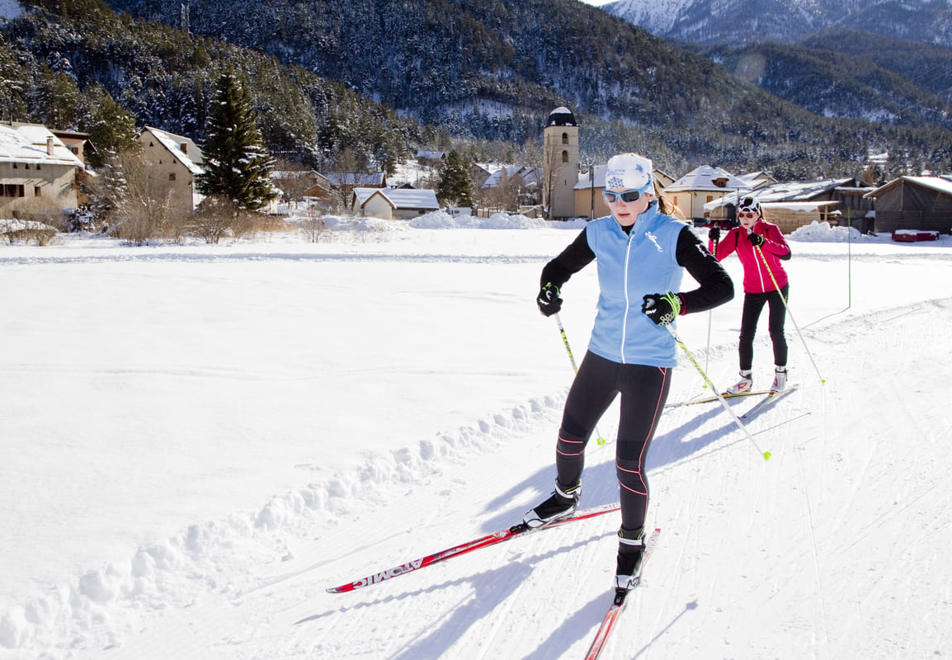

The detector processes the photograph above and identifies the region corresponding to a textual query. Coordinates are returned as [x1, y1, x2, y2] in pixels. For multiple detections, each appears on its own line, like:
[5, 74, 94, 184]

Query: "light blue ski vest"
[585, 204, 686, 367]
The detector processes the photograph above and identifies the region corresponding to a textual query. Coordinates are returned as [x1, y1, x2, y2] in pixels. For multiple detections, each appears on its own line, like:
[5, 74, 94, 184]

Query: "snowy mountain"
[604, 0, 952, 47]
[4, 0, 951, 178]
[84, 0, 952, 174]
[602, 0, 952, 135]
[699, 39, 952, 128]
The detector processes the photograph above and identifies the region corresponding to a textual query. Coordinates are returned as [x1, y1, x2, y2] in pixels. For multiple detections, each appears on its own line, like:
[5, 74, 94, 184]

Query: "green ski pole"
[553, 313, 608, 446]
[666, 324, 772, 461]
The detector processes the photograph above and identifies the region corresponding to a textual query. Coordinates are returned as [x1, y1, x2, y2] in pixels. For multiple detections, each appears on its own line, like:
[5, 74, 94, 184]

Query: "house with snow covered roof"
[324, 171, 386, 189]
[1, 121, 85, 218]
[864, 175, 952, 234]
[270, 169, 333, 203]
[481, 165, 540, 191]
[736, 171, 777, 190]
[51, 129, 93, 167]
[704, 177, 875, 233]
[664, 165, 752, 223]
[138, 126, 205, 214]
[353, 187, 440, 220]
[415, 149, 446, 166]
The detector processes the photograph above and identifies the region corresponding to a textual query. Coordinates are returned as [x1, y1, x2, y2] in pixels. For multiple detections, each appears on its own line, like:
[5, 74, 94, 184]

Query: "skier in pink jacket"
[708, 197, 791, 393]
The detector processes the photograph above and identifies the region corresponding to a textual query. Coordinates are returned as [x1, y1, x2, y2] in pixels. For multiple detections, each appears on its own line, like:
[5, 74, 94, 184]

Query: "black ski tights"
[738, 285, 789, 371]
[555, 351, 671, 532]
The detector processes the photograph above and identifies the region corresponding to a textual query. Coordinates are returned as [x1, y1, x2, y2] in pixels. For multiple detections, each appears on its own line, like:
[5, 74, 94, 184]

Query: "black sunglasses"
[602, 188, 646, 204]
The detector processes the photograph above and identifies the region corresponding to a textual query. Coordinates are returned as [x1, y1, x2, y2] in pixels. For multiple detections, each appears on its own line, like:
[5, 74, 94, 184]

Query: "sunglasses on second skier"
[737, 211, 758, 218]
[602, 188, 648, 204]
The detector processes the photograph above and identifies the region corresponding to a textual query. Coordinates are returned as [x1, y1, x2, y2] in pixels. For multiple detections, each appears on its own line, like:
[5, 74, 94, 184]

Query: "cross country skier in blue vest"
[525, 153, 734, 591]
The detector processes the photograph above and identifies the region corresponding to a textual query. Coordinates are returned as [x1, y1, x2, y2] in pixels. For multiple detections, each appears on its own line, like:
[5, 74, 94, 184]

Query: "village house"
[0, 121, 85, 218]
[480, 165, 541, 212]
[864, 175, 952, 235]
[704, 177, 876, 233]
[664, 166, 752, 223]
[270, 169, 333, 205]
[415, 149, 446, 167]
[352, 186, 440, 220]
[51, 129, 93, 167]
[137, 126, 205, 215]
[736, 170, 777, 190]
[324, 171, 386, 194]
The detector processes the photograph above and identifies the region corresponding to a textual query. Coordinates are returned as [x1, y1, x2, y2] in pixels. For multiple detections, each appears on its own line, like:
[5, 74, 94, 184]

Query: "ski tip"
[763, 450, 772, 461]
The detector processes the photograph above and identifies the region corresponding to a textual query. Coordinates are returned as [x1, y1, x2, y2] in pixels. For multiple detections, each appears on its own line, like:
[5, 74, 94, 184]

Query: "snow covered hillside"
[1, 215, 950, 659]
[604, 0, 952, 46]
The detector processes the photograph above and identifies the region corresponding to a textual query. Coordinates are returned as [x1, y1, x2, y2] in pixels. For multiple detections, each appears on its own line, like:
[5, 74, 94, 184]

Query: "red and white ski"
[327, 503, 621, 594]
[583, 528, 662, 660]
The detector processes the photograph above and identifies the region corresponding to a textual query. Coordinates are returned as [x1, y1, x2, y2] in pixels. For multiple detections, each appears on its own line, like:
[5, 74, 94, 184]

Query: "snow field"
[1, 217, 951, 658]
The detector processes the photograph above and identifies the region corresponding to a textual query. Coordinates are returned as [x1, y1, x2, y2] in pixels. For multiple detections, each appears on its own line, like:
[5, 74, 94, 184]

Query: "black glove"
[708, 226, 720, 242]
[642, 292, 681, 326]
[747, 232, 764, 247]
[536, 282, 562, 317]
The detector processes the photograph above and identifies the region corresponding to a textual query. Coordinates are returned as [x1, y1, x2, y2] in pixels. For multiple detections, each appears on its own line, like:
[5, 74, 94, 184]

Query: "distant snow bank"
[410, 210, 550, 229]
[789, 220, 870, 243]
[286, 210, 582, 232]
[306, 213, 879, 241]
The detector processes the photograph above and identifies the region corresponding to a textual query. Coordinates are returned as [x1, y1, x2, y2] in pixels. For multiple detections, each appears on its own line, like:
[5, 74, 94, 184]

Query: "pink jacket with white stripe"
[709, 220, 790, 294]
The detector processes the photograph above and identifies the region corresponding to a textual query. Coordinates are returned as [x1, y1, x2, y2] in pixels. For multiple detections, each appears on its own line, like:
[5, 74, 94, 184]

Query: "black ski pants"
[555, 351, 671, 533]
[738, 284, 789, 371]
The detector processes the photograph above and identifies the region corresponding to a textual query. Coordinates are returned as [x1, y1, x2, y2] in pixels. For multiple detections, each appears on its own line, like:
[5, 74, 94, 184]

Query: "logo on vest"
[645, 231, 663, 253]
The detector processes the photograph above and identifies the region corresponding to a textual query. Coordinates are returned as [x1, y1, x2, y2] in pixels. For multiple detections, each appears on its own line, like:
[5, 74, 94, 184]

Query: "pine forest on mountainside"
[2, 0, 951, 178]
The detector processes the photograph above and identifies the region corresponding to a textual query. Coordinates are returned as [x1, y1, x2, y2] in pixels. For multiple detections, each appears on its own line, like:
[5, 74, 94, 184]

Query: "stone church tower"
[543, 107, 579, 220]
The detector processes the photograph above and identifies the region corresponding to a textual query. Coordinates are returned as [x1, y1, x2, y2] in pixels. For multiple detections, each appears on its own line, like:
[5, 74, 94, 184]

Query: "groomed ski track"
[3, 232, 951, 660]
[104, 299, 952, 660]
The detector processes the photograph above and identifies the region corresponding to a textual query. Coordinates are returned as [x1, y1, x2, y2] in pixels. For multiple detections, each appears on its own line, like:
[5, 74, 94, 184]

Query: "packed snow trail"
[99, 298, 952, 660]
[2, 226, 952, 659]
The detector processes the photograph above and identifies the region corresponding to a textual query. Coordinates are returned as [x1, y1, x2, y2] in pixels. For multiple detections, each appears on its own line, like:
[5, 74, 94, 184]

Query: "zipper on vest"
[620, 231, 635, 364]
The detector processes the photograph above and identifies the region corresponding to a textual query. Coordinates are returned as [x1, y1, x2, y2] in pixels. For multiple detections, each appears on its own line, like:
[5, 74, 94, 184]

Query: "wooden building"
[864, 176, 952, 234]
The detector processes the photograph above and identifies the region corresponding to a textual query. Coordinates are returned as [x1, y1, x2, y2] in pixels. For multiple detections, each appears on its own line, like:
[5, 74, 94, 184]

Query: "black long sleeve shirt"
[540, 224, 734, 315]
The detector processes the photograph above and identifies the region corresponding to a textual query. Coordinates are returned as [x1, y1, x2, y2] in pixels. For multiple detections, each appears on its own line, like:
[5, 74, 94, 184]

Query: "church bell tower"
[542, 107, 579, 220]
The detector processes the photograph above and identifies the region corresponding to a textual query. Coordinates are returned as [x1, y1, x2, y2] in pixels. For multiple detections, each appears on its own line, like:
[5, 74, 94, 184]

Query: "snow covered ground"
[1, 214, 950, 659]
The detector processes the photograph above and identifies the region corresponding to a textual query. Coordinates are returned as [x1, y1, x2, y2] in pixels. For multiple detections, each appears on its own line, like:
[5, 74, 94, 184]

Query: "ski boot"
[615, 526, 646, 592]
[523, 481, 580, 529]
[770, 366, 788, 393]
[725, 370, 753, 395]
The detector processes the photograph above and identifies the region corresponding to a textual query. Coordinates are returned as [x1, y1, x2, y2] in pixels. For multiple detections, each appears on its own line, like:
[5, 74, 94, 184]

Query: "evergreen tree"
[28, 65, 83, 130]
[0, 34, 27, 122]
[81, 84, 140, 169]
[81, 151, 130, 229]
[436, 150, 474, 208]
[197, 72, 277, 210]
